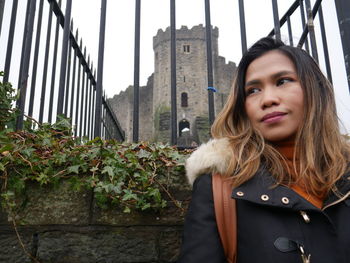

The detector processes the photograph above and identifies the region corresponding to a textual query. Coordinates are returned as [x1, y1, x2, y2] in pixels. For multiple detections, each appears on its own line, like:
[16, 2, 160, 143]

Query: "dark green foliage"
[0, 76, 189, 217]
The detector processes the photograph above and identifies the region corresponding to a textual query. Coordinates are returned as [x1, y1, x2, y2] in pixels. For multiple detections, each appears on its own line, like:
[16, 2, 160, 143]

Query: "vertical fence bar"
[79, 49, 86, 137]
[83, 57, 89, 136]
[64, 20, 73, 116]
[299, 0, 310, 53]
[318, 4, 332, 83]
[39, 1, 53, 123]
[16, 0, 31, 104]
[94, 0, 107, 138]
[69, 33, 77, 119]
[238, 0, 247, 54]
[287, 15, 294, 46]
[87, 78, 92, 139]
[304, 0, 318, 62]
[74, 40, 82, 136]
[271, 0, 281, 40]
[334, 0, 350, 91]
[170, 0, 177, 145]
[4, 0, 18, 83]
[0, 0, 5, 37]
[204, 0, 215, 127]
[133, 0, 141, 142]
[57, 0, 72, 117]
[16, 0, 37, 130]
[28, 0, 44, 117]
[91, 87, 95, 138]
[48, 2, 61, 123]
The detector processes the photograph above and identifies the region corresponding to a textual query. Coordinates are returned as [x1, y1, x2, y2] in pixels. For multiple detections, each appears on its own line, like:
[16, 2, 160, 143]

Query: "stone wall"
[0, 174, 191, 263]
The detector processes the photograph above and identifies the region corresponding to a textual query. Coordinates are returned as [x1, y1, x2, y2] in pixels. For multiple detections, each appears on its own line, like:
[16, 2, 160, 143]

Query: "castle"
[108, 24, 236, 145]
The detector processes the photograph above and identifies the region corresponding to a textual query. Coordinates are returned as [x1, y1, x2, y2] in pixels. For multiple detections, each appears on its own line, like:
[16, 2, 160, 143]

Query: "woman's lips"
[261, 112, 287, 123]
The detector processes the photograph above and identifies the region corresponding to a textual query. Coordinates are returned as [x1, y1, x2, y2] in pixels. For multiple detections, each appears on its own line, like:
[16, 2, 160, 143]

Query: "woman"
[178, 37, 350, 263]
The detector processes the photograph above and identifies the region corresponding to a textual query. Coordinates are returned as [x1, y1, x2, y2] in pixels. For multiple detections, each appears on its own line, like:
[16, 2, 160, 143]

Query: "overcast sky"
[0, 0, 349, 132]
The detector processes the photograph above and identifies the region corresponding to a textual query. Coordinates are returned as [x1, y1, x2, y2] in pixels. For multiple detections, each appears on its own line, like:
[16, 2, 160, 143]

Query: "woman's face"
[244, 50, 304, 142]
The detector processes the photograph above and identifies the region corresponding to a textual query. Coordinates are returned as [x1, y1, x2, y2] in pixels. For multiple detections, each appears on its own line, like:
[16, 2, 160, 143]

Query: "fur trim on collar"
[185, 138, 233, 185]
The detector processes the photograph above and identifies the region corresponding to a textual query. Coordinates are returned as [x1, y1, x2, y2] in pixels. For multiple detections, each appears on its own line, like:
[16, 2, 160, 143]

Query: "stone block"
[16, 181, 92, 225]
[35, 228, 158, 263]
[158, 228, 183, 262]
[0, 229, 33, 263]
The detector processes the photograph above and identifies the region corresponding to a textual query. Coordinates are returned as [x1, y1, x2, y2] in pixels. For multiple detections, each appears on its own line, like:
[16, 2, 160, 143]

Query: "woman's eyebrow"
[272, 70, 296, 79]
[245, 70, 296, 88]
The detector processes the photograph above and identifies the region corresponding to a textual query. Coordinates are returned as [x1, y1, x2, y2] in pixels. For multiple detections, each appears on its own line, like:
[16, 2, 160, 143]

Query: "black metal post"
[0, 0, 5, 37]
[69, 33, 77, 119]
[79, 48, 86, 137]
[170, 0, 177, 145]
[133, 0, 141, 142]
[57, 0, 72, 117]
[28, 0, 44, 117]
[64, 26, 72, 116]
[16, 0, 36, 130]
[48, 6, 61, 123]
[287, 15, 293, 46]
[271, 0, 281, 40]
[334, 0, 350, 91]
[83, 57, 90, 136]
[238, 0, 247, 54]
[94, 0, 107, 138]
[205, 0, 215, 127]
[4, 0, 18, 83]
[318, 5, 332, 83]
[16, 0, 31, 102]
[304, 0, 318, 62]
[39, 1, 53, 123]
[299, 0, 310, 53]
[74, 39, 82, 135]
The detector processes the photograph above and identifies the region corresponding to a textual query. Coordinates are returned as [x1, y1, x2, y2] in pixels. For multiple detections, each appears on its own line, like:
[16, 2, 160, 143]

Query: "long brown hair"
[211, 37, 350, 197]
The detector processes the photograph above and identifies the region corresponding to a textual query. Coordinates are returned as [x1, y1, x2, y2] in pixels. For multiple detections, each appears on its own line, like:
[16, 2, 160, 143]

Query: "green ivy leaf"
[67, 165, 80, 174]
[102, 166, 114, 178]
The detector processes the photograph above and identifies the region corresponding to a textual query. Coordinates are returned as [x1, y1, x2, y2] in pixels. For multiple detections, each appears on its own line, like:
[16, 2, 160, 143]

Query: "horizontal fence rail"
[0, 0, 124, 141]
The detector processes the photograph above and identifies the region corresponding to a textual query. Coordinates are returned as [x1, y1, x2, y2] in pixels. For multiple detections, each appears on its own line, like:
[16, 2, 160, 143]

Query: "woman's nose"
[261, 87, 280, 109]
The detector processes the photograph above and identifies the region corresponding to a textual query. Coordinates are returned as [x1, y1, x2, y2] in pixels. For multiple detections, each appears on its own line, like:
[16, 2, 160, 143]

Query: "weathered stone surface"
[36, 228, 158, 263]
[0, 172, 191, 262]
[17, 181, 92, 225]
[158, 229, 183, 263]
[0, 230, 33, 263]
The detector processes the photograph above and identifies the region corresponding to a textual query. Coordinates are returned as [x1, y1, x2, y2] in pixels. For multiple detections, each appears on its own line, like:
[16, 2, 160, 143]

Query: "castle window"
[183, 45, 190, 53]
[183, 76, 186, 82]
[181, 92, 188, 107]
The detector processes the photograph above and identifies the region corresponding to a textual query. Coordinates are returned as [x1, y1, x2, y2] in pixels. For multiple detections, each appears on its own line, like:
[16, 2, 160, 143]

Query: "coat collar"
[185, 138, 232, 185]
[232, 168, 350, 211]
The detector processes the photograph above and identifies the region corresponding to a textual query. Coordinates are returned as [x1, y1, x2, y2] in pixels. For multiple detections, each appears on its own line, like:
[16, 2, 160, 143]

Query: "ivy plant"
[0, 72, 189, 219]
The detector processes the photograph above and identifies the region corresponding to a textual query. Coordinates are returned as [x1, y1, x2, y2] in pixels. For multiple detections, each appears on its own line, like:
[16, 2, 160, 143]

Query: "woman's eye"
[246, 87, 260, 96]
[277, 78, 293, 86]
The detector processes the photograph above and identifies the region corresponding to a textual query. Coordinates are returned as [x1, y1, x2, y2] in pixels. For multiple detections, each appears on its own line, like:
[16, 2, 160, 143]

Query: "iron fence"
[0, 0, 125, 141]
[1, 0, 348, 144]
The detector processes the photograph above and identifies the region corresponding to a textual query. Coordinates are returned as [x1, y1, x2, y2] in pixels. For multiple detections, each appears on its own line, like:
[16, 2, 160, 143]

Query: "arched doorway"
[179, 119, 190, 136]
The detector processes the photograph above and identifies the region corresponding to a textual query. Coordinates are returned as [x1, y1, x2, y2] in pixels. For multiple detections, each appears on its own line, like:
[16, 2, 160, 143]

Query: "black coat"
[178, 169, 350, 263]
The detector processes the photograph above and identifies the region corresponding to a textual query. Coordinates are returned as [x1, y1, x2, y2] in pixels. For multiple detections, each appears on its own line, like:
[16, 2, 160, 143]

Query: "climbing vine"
[0, 72, 190, 220]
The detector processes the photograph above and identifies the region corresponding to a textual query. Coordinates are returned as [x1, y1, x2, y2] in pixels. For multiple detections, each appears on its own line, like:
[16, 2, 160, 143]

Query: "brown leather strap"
[212, 173, 237, 263]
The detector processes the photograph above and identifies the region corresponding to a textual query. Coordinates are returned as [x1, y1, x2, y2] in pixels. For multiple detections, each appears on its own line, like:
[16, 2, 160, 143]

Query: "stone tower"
[108, 24, 236, 145]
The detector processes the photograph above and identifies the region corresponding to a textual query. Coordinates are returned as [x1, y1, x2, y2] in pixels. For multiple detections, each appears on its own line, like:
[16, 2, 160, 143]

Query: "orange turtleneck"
[273, 140, 324, 209]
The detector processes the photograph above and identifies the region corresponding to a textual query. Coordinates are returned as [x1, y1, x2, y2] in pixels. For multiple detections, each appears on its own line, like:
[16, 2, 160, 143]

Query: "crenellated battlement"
[153, 24, 219, 50]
